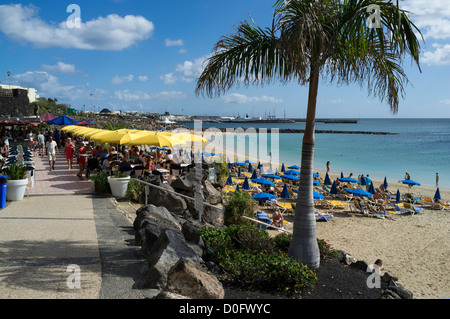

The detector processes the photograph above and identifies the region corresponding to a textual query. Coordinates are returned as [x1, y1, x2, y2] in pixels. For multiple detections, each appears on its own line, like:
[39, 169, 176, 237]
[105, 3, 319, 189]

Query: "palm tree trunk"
[288, 66, 320, 270]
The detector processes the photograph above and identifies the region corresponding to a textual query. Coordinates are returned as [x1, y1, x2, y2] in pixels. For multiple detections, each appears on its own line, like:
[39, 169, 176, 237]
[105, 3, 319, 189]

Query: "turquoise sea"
[183, 119, 450, 189]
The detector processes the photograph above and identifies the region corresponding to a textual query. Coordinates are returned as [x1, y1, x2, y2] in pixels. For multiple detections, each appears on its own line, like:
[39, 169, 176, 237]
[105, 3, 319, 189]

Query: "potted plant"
[3, 163, 28, 201]
[107, 170, 130, 198]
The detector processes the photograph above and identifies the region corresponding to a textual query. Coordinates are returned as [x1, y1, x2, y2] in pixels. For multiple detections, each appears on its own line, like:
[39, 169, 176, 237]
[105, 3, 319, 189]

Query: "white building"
[0, 84, 39, 103]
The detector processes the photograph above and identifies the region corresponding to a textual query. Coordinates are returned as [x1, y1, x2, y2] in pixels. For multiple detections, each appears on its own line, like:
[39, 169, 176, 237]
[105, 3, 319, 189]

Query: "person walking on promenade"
[76, 141, 87, 179]
[46, 136, 58, 171]
[37, 131, 45, 156]
[65, 138, 75, 170]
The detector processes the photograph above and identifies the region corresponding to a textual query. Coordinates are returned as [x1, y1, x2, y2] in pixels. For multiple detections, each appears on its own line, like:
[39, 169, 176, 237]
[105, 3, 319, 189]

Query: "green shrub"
[3, 163, 28, 180]
[126, 179, 146, 203]
[317, 239, 339, 259]
[200, 224, 318, 294]
[223, 190, 256, 226]
[89, 171, 110, 194]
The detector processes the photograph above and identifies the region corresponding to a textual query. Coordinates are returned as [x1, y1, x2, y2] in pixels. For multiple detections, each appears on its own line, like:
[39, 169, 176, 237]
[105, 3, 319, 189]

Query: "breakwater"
[199, 128, 398, 135]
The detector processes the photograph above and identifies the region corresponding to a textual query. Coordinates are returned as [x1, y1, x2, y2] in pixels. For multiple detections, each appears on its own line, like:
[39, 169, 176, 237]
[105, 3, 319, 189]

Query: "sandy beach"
[279, 173, 450, 299]
[203, 133, 449, 299]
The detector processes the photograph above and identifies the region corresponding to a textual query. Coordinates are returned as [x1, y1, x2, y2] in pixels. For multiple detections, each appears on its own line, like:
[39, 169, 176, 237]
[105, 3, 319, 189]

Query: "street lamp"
[7, 71, 11, 88]
[90, 93, 93, 112]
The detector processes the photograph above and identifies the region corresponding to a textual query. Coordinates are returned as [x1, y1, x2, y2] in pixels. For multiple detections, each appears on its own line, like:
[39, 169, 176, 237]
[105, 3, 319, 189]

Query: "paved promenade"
[0, 151, 150, 299]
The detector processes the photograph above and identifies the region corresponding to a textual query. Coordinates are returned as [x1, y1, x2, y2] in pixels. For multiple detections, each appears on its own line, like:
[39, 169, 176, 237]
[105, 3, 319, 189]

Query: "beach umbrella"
[368, 182, 376, 194]
[434, 188, 441, 200]
[313, 172, 320, 178]
[226, 175, 233, 185]
[262, 174, 281, 180]
[338, 177, 359, 183]
[281, 183, 290, 199]
[324, 173, 332, 186]
[284, 169, 300, 175]
[383, 177, 388, 190]
[281, 174, 300, 182]
[236, 184, 240, 192]
[313, 180, 320, 186]
[396, 189, 401, 203]
[251, 170, 258, 180]
[233, 162, 246, 166]
[281, 163, 285, 173]
[248, 163, 253, 172]
[400, 179, 421, 187]
[259, 164, 264, 174]
[242, 177, 250, 190]
[170, 132, 209, 143]
[341, 172, 344, 178]
[345, 188, 372, 197]
[288, 165, 301, 170]
[252, 192, 277, 201]
[313, 191, 324, 200]
[124, 131, 186, 147]
[330, 181, 338, 195]
[257, 161, 261, 169]
[253, 178, 275, 187]
[245, 160, 255, 164]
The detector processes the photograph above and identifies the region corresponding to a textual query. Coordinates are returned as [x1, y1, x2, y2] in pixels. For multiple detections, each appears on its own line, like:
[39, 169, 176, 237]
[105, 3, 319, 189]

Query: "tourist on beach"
[272, 210, 284, 228]
[37, 131, 45, 156]
[76, 142, 87, 179]
[405, 172, 411, 180]
[46, 136, 58, 171]
[436, 173, 439, 187]
[326, 161, 330, 172]
[65, 138, 75, 170]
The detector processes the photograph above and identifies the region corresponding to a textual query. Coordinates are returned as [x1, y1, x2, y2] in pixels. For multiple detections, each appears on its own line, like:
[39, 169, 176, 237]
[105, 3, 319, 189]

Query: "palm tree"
[195, 0, 422, 269]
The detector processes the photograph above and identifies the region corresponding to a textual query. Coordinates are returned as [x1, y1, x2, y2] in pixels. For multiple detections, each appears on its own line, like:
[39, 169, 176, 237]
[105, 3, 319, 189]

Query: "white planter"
[6, 178, 28, 201]
[108, 176, 130, 198]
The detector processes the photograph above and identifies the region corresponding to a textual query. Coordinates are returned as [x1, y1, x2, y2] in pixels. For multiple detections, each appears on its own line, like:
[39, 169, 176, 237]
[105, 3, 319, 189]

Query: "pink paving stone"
[27, 150, 94, 195]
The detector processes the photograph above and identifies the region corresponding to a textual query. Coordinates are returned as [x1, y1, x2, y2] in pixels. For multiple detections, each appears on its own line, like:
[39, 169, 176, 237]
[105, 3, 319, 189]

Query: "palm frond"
[195, 19, 291, 98]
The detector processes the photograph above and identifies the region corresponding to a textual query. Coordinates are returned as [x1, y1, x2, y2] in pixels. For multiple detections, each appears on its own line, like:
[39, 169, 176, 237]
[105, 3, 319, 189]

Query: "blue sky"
[0, 0, 449, 118]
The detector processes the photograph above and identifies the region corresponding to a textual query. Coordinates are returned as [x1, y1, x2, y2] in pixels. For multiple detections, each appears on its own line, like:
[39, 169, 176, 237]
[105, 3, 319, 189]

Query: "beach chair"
[437, 200, 450, 210]
[403, 202, 423, 215]
[350, 199, 369, 215]
[314, 199, 336, 210]
[256, 212, 273, 231]
[367, 205, 388, 218]
[315, 211, 333, 222]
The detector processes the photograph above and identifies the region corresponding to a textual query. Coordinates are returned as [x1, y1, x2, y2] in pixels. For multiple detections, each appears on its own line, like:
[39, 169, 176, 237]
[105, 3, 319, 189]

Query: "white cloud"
[175, 56, 209, 82]
[165, 38, 184, 47]
[422, 43, 450, 66]
[401, 1, 450, 65]
[0, 4, 154, 50]
[439, 99, 450, 105]
[13, 71, 87, 100]
[329, 98, 345, 104]
[114, 89, 186, 102]
[222, 93, 283, 104]
[160, 73, 177, 85]
[111, 74, 134, 85]
[403, 0, 450, 40]
[138, 75, 149, 82]
[41, 62, 78, 74]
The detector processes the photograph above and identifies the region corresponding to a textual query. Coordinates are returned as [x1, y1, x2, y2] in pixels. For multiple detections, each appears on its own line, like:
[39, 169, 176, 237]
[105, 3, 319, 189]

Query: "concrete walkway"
[0, 150, 149, 299]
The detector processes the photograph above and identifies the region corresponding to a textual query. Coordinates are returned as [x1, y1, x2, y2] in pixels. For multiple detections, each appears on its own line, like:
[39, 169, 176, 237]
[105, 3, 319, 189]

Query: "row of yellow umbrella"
[61, 125, 208, 148]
